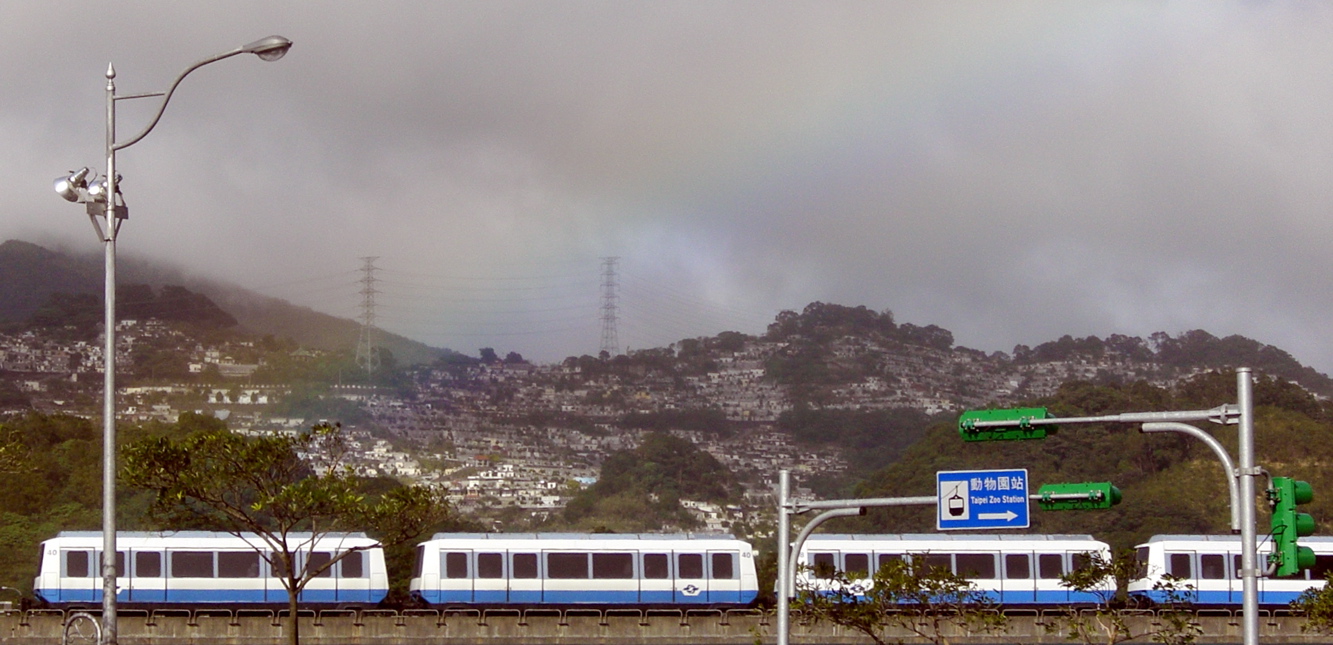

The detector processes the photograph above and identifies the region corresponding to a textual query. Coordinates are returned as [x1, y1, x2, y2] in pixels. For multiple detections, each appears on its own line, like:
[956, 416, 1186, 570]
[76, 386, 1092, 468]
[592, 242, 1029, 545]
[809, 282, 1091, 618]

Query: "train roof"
[50, 531, 371, 540]
[803, 534, 1101, 542]
[426, 532, 741, 541]
[1138, 534, 1333, 545]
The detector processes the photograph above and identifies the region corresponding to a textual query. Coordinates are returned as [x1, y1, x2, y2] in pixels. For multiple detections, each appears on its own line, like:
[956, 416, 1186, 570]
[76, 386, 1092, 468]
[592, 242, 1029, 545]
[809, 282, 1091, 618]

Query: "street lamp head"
[242, 35, 292, 62]
[54, 168, 90, 202]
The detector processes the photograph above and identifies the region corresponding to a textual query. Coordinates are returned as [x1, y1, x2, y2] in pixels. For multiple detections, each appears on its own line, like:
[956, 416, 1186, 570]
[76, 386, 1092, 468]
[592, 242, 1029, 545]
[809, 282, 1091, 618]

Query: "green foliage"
[1048, 550, 1201, 645]
[794, 558, 1006, 645]
[1292, 571, 1333, 633]
[563, 432, 740, 531]
[121, 422, 453, 645]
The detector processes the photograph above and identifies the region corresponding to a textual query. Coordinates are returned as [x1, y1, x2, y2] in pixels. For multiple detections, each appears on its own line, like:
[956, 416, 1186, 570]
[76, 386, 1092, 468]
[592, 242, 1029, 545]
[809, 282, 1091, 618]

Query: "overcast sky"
[6, 2, 1333, 372]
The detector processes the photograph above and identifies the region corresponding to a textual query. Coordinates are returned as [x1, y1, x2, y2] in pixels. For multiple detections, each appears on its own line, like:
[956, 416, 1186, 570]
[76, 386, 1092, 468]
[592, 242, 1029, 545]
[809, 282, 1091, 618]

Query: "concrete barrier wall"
[0, 609, 1322, 645]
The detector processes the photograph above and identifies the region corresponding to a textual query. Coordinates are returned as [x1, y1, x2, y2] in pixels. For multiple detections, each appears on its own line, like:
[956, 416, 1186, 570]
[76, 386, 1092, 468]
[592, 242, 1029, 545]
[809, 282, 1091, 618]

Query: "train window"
[712, 553, 735, 580]
[307, 551, 333, 578]
[845, 553, 870, 576]
[1233, 554, 1241, 579]
[678, 553, 704, 579]
[955, 554, 995, 579]
[878, 553, 904, 571]
[548, 553, 589, 579]
[1311, 555, 1333, 580]
[917, 553, 952, 574]
[65, 551, 90, 578]
[513, 553, 538, 579]
[219, 552, 260, 578]
[413, 545, 425, 578]
[478, 553, 504, 579]
[643, 553, 669, 579]
[97, 551, 125, 577]
[271, 553, 291, 578]
[1136, 548, 1150, 578]
[444, 552, 469, 579]
[593, 553, 634, 579]
[1005, 554, 1030, 579]
[342, 551, 364, 578]
[1200, 554, 1226, 580]
[136, 552, 162, 578]
[812, 553, 837, 578]
[1038, 554, 1063, 579]
[1167, 553, 1192, 578]
[172, 551, 215, 578]
[1072, 553, 1092, 572]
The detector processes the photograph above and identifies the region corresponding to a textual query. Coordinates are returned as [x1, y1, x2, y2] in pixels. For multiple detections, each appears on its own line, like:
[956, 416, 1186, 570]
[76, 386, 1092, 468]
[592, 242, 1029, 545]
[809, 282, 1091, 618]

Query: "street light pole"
[54, 36, 291, 645]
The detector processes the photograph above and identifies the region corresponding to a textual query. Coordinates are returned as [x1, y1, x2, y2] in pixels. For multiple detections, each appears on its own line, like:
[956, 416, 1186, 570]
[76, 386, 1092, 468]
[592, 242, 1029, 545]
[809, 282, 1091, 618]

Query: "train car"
[1128, 534, 1333, 606]
[795, 534, 1114, 606]
[410, 533, 759, 607]
[34, 531, 389, 608]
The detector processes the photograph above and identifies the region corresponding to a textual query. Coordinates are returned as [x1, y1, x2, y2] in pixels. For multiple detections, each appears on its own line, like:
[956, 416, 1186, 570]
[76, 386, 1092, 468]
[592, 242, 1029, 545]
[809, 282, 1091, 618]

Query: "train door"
[1003, 552, 1035, 604]
[1034, 552, 1068, 604]
[1162, 550, 1199, 603]
[640, 552, 672, 604]
[61, 549, 96, 604]
[473, 551, 507, 603]
[128, 550, 165, 603]
[298, 550, 335, 604]
[674, 552, 707, 604]
[95, 550, 126, 603]
[706, 551, 741, 604]
[267, 551, 291, 604]
[509, 552, 541, 604]
[439, 549, 475, 604]
[1194, 552, 1229, 605]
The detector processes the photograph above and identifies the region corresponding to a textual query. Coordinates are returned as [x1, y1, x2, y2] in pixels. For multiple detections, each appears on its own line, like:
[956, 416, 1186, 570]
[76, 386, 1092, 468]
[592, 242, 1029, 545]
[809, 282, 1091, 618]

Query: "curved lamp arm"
[114, 36, 291, 152]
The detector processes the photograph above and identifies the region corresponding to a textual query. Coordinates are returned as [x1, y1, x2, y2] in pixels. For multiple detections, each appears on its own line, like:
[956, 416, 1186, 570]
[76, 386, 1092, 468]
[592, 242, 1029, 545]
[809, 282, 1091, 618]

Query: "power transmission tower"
[599, 256, 620, 357]
[355, 256, 381, 376]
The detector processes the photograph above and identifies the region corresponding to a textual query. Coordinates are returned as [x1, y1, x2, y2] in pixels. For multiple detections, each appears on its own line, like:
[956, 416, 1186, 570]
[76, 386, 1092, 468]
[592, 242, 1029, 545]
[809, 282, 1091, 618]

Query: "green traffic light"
[1036, 482, 1122, 511]
[1270, 476, 1317, 577]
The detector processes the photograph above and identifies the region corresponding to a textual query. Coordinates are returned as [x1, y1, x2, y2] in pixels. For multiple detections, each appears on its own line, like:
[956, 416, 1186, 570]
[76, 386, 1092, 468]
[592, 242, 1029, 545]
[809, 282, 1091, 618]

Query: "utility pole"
[355, 256, 381, 376]
[599, 256, 619, 357]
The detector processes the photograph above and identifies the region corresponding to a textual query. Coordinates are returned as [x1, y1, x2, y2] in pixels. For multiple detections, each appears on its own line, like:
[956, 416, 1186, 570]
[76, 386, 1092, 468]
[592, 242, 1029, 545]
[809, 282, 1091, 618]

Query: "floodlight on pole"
[51, 35, 290, 645]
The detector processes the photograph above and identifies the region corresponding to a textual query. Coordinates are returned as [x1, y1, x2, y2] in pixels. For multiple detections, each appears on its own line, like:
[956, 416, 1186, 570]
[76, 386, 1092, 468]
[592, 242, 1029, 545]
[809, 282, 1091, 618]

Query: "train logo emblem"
[680, 584, 701, 596]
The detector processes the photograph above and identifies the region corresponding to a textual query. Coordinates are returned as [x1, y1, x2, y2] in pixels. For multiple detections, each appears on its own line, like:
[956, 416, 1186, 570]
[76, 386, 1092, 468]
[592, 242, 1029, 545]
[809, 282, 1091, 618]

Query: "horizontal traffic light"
[1036, 482, 1122, 511]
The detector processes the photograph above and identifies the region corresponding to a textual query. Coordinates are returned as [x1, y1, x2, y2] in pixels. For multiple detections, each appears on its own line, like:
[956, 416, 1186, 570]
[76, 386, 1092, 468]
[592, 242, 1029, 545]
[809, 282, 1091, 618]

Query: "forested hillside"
[844, 371, 1333, 552]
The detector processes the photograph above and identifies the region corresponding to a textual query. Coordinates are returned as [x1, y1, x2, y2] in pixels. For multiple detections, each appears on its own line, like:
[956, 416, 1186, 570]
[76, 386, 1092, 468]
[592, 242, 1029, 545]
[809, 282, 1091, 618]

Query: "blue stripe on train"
[38, 587, 387, 604]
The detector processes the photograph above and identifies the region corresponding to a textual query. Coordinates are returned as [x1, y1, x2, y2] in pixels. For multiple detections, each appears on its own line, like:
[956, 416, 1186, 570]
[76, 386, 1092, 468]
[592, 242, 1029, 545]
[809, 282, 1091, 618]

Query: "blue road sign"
[937, 468, 1030, 530]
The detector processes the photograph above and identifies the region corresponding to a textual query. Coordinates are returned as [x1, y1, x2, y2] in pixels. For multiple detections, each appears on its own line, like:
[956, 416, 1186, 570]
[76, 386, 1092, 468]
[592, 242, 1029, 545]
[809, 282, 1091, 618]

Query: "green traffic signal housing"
[1037, 482, 1122, 511]
[1269, 476, 1316, 578]
[958, 407, 1056, 442]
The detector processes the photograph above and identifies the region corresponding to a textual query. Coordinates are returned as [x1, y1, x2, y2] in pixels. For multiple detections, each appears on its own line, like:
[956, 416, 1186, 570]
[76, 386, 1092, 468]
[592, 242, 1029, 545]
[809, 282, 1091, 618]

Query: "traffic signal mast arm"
[959, 404, 1239, 432]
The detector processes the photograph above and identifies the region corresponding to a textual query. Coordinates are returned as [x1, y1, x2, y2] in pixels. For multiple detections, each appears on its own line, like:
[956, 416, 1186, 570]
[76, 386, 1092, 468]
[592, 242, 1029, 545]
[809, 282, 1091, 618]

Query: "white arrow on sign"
[977, 510, 1018, 521]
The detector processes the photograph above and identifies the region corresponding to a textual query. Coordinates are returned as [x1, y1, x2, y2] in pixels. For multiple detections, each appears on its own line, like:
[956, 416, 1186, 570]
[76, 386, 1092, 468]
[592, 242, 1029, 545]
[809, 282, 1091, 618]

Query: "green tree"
[1048, 550, 1201, 645]
[794, 558, 1006, 645]
[1292, 571, 1333, 633]
[121, 423, 452, 645]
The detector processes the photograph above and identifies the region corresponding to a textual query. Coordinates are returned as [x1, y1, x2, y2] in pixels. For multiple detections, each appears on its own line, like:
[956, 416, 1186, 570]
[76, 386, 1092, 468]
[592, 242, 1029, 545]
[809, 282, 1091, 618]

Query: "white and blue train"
[1128, 534, 1333, 606]
[34, 531, 389, 607]
[796, 534, 1114, 605]
[410, 533, 759, 607]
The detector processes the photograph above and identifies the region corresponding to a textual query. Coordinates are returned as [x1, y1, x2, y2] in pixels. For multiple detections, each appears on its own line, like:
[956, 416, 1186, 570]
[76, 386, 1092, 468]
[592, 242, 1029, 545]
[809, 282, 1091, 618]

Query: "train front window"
[478, 552, 504, 579]
[844, 553, 870, 576]
[643, 553, 669, 579]
[956, 554, 995, 579]
[1200, 554, 1226, 580]
[1136, 548, 1150, 578]
[1072, 553, 1092, 573]
[413, 545, 424, 578]
[1167, 553, 1192, 578]
[1005, 554, 1030, 579]
[136, 552, 161, 578]
[1038, 554, 1064, 579]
